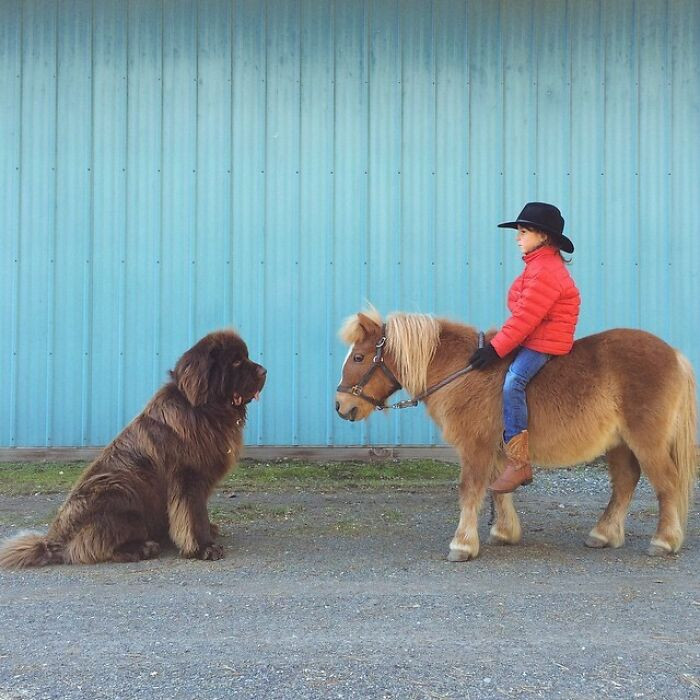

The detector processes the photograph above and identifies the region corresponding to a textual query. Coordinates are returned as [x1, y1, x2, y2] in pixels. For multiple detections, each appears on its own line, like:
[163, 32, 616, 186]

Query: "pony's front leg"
[448, 457, 491, 562]
[488, 492, 522, 545]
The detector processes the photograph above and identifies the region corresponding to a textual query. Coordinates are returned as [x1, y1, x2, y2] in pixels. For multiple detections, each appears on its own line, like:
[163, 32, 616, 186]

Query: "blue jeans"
[503, 347, 550, 443]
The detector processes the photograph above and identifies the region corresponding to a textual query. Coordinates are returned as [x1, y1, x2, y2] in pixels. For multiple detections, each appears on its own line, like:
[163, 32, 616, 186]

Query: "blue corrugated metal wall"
[1, 0, 698, 448]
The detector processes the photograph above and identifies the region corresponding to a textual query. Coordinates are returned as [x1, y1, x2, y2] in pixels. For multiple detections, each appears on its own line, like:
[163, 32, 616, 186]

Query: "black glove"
[469, 342, 499, 370]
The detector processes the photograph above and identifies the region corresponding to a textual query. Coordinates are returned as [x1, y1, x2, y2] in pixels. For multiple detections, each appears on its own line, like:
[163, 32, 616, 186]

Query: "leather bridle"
[337, 325, 484, 411]
[336, 325, 402, 409]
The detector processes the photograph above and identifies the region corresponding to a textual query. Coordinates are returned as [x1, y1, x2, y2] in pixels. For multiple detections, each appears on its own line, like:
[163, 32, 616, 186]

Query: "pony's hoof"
[585, 528, 625, 549]
[585, 534, 609, 549]
[488, 531, 517, 546]
[447, 546, 477, 562]
[647, 539, 673, 557]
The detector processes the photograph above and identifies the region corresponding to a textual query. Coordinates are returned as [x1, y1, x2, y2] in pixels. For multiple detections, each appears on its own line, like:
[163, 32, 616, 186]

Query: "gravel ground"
[0, 467, 698, 700]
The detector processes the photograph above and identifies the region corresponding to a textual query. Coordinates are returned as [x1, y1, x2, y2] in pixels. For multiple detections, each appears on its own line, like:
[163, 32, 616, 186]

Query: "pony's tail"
[0, 532, 65, 569]
[671, 353, 698, 536]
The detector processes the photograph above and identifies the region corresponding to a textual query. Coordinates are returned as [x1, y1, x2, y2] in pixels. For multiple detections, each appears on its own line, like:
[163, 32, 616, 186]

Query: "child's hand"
[469, 343, 499, 370]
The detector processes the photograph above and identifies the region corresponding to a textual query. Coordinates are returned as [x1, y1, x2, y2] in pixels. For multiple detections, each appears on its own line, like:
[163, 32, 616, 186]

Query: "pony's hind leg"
[586, 445, 640, 549]
[488, 492, 522, 545]
[633, 447, 685, 555]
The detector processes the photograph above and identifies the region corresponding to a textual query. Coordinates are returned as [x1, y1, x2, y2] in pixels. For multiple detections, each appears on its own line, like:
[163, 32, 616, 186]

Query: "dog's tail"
[0, 531, 65, 569]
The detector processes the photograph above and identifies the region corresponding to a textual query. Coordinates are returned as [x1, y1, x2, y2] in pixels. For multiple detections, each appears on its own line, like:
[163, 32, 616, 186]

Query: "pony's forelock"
[339, 307, 383, 345]
[386, 313, 441, 395]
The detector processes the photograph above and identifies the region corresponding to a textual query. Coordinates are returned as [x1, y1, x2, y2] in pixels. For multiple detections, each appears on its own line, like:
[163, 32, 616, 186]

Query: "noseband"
[337, 325, 484, 411]
[336, 325, 402, 408]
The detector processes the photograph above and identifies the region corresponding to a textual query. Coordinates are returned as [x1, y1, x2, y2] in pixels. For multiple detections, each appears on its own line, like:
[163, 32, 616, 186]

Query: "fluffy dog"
[0, 330, 266, 567]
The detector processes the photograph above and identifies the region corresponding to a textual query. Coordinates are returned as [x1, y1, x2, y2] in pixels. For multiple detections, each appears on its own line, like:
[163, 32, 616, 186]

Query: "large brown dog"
[0, 330, 266, 568]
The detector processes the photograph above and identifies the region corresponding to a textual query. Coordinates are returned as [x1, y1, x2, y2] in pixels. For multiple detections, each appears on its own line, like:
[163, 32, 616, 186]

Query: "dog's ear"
[171, 349, 211, 407]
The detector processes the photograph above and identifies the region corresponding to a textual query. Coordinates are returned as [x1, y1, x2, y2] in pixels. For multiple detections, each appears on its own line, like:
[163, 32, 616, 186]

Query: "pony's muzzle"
[335, 401, 358, 421]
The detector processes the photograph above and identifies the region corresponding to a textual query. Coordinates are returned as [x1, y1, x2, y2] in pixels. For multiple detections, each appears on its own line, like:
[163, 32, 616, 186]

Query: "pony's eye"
[353, 353, 364, 362]
[232, 360, 242, 367]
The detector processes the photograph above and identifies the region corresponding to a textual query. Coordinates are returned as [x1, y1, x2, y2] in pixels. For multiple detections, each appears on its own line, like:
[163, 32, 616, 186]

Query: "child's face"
[515, 226, 548, 255]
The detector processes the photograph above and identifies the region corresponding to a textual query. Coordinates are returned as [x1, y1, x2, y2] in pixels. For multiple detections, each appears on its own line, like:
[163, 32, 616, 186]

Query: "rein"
[337, 325, 484, 411]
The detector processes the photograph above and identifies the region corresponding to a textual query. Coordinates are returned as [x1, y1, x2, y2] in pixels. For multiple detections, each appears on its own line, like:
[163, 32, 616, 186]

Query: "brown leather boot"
[489, 430, 533, 494]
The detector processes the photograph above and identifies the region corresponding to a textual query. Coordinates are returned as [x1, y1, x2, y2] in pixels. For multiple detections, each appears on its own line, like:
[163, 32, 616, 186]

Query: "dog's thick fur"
[336, 310, 697, 560]
[0, 330, 266, 568]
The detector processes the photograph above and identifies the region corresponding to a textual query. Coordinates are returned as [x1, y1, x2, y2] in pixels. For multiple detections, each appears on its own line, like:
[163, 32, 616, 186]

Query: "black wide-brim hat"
[498, 201, 574, 253]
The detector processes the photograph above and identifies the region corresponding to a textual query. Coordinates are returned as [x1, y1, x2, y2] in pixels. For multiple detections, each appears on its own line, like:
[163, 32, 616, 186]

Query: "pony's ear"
[339, 309, 382, 344]
[357, 312, 380, 337]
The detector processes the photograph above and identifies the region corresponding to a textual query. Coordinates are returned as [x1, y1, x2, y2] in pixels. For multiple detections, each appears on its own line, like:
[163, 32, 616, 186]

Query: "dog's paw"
[198, 543, 224, 561]
[209, 522, 221, 538]
[140, 541, 161, 559]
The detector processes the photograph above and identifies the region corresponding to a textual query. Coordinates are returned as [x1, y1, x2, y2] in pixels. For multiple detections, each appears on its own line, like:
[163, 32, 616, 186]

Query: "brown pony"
[336, 309, 697, 560]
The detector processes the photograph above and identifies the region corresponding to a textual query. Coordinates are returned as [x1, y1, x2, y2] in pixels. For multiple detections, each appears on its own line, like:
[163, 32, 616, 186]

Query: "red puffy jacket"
[490, 246, 580, 357]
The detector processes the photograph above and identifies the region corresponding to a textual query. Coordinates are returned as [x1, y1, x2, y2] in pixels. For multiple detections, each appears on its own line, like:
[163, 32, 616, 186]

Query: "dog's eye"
[232, 360, 242, 367]
[353, 353, 364, 363]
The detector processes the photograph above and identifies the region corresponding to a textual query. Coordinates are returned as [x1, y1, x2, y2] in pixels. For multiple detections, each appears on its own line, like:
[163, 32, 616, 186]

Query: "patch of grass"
[0, 459, 459, 496]
[210, 503, 304, 524]
[328, 510, 409, 535]
[225, 459, 460, 491]
[380, 508, 405, 524]
[333, 518, 363, 535]
[0, 512, 53, 527]
[0, 462, 86, 496]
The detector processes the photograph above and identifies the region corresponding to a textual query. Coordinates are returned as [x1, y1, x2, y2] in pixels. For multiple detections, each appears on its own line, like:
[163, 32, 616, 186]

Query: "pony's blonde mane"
[386, 313, 441, 395]
[339, 308, 441, 395]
